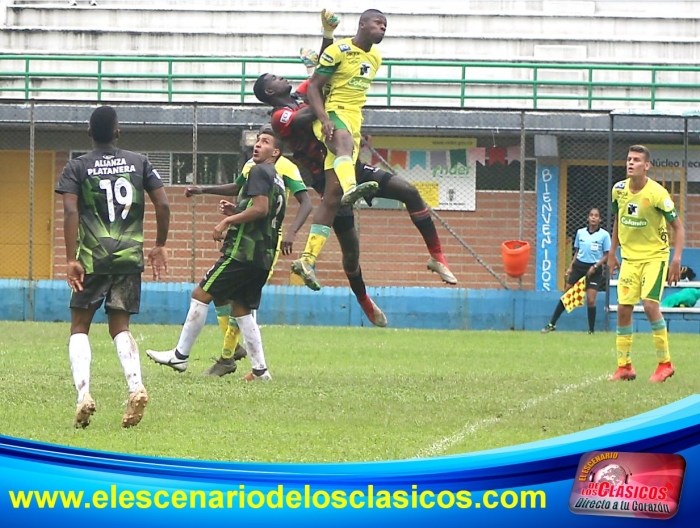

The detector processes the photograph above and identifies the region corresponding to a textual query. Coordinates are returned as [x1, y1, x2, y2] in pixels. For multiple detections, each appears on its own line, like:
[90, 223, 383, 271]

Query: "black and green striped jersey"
[222, 162, 286, 270]
[55, 148, 164, 275]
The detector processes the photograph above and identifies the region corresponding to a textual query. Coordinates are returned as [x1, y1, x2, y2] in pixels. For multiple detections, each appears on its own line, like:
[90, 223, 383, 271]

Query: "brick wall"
[51, 159, 700, 290]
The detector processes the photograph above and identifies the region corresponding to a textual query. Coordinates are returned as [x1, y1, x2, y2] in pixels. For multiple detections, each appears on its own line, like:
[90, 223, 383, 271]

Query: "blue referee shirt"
[575, 227, 611, 265]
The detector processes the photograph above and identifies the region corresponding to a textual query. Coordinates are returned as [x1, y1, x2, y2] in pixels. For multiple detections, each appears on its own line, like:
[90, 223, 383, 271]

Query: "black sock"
[346, 266, 368, 301]
[174, 349, 188, 360]
[550, 301, 566, 325]
[587, 306, 596, 332]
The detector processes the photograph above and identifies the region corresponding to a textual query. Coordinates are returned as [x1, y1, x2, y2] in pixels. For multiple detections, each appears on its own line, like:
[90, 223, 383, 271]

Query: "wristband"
[323, 29, 335, 39]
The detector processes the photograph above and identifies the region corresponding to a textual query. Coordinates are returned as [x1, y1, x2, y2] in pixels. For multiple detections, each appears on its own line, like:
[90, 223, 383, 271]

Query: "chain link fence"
[0, 103, 697, 291]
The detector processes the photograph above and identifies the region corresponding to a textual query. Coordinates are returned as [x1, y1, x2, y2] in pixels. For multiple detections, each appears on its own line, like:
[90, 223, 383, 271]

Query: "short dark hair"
[89, 106, 118, 144]
[259, 129, 283, 152]
[90, 106, 117, 143]
[628, 144, 651, 162]
[360, 9, 385, 23]
[253, 74, 271, 104]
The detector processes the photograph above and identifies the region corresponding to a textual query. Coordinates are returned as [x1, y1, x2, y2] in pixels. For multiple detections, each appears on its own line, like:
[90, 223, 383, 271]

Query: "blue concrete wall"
[0, 279, 620, 332]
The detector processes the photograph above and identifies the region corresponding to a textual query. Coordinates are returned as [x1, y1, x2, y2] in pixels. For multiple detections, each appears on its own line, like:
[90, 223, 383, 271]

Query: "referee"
[542, 207, 611, 334]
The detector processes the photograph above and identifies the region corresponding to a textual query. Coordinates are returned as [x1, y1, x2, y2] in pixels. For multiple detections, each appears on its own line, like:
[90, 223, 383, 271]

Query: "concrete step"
[3, 27, 700, 63]
[6, 5, 700, 40]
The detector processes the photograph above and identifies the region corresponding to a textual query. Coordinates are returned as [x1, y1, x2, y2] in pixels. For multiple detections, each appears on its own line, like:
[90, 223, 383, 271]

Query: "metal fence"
[0, 102, 698, 290]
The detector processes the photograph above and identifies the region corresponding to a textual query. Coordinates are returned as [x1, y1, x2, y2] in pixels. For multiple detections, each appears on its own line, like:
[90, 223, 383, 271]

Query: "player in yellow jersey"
[184, 127, 312, 375]
[608, 145, 685, 383]
[291, 9, 387, 289]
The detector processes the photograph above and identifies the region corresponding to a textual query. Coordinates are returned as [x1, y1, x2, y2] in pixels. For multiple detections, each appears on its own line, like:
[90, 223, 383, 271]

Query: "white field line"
[415, 374, 608, 459]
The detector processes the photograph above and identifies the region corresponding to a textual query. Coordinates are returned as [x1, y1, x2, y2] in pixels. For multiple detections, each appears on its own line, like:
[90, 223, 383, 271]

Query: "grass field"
[0, 321, 697, 463]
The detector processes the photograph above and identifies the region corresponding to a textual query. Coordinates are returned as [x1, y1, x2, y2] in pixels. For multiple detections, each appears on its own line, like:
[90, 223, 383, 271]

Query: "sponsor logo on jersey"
[359, 62, 372, 77]
[621, 216, 648, 228]
[338, 44, 351, 52]
[627, 203, 638, 216]
[663, 197, 674, 209]
[348, 77, 371, 90]
[320, 52, 333, 65]
[152, 168, 162, 180]
[614, 181, 626, 189]
[280, 110, 292, 124]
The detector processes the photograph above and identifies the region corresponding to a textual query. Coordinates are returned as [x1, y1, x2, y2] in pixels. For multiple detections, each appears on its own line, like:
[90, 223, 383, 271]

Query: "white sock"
[235, 314, 266, 371]
[69, 333, 92, 404]
[175, 298, 209, 357]
[114, 331, 143, 393]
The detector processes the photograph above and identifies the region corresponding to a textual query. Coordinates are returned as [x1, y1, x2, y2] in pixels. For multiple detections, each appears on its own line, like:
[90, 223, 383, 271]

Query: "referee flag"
[561, 276, 587, 313]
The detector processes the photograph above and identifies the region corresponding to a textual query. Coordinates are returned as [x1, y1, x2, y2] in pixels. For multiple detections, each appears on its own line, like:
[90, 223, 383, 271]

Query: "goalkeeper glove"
[321, 8, 340, 39]
[299, 48, 319, 69]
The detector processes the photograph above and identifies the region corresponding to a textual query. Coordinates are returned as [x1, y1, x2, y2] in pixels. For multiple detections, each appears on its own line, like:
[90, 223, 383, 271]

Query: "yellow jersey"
[611, 178, 678, 262]
[316, 37, 382, 115]
[236, 155, 306, 199]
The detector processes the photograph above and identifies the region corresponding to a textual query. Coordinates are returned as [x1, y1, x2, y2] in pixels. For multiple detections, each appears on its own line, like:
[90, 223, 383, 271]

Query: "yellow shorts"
[267, 230, 283, 281]
[617, 259, 667, 305]
[313, 110, 362, 171]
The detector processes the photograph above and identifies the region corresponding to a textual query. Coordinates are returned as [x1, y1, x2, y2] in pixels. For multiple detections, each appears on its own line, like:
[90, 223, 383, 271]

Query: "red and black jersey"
[270, 80, 326, 191]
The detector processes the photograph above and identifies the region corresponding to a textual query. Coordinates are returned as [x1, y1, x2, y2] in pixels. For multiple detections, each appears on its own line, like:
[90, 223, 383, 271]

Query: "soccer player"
[253, 17, 456, 298]
[608, 145, 685, 382]
[289, 9, 388, 289]
[183, 126, 312, 376]
[146, 130, 286, 381]
[56, 105, 170, 428]
[541, 207, 610, 334]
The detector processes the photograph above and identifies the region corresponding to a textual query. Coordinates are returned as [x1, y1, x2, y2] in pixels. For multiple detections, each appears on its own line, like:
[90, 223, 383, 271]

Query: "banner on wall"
[647, 144, 700, 182]
[364, 137, 480, 211]
[536, 165, 559, 292]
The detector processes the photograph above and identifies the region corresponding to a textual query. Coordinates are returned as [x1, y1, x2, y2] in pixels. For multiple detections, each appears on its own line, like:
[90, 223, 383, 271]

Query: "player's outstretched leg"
[371, 171, 457, 284]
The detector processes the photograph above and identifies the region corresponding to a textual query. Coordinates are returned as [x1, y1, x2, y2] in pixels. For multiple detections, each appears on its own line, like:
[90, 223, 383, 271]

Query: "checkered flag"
[561, 276, 586, 313]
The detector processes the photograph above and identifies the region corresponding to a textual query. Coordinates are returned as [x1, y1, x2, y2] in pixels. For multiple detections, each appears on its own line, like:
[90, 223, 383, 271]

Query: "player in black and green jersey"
[55, 105, 171, 429]
[147, 130, 286, 381]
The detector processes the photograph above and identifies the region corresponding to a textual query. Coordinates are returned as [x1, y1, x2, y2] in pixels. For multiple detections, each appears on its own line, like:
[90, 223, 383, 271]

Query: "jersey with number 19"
[222, 163, 286, 271]
[55, 148, 163, 275]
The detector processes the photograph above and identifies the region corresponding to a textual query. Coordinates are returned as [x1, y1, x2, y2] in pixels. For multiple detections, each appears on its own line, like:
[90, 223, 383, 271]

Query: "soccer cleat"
[608, 364, 637, 381]
[649, 362, 675, 383]
[122, 387, 148, 428]
[233, 344, 248, 361]
[340, 181, 379, 207]
[299, 48, 319, 69]
[360, 297, 388, 327]
[203, 356, 238, 377]
[146, 349, 188, 372]
[73, 393, 96, 429]
[243, 370, 272, 381]
[291, 259, 322, 291]
[541, 323, 556, 334]
[427, 257, 457, 285]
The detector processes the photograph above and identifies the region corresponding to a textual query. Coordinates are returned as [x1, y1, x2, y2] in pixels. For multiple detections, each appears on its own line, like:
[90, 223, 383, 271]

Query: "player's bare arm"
[213, 194, 270, 241]
[607, 215, 620, 272]
[307, 72, 333, 139]
[61, 192, 84, 292]
[288, 106, 318, 131]
[147, 186, 170, 280]
[185, 182, 240, 197]
[667, 217, 685, 285]
[282, 190, 312, 255]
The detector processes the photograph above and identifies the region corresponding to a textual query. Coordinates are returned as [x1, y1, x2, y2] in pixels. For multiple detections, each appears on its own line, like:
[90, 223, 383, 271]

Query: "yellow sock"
[616, 325, 633, 367]
[214, 304, 230, 334]
[333, 156, 356, 193]
[222, 316, 241, 359]
[301, 224, 331, 266]
[651, 319, 671, 364]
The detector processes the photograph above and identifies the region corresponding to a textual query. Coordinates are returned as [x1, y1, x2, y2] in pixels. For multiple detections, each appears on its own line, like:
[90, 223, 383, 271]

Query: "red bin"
[501, 240, 530, 278]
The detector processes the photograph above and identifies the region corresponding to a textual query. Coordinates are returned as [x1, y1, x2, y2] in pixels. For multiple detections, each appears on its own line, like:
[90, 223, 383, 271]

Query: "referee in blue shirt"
[542, 207, 611, 334]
